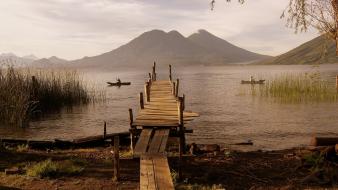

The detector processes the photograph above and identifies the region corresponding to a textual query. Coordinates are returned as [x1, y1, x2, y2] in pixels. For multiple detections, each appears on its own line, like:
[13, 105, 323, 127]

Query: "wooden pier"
[129, 63, 199, 189]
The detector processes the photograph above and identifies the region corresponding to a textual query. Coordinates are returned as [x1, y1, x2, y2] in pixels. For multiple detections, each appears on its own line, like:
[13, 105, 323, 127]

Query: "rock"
[188, 143, 201, 155]
[198, 144, 220, 153]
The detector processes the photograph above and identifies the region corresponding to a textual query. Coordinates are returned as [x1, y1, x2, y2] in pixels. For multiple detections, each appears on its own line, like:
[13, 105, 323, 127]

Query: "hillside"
[188, 29, 269, 63]
[70, 29, 269, 69]
[32, 56, 69, 68]
[257, 35, 338, 65]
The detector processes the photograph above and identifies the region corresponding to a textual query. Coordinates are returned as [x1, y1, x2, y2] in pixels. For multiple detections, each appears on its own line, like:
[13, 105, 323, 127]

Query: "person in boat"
[250, 76, 255, 82]
[116, 77, 121, 84]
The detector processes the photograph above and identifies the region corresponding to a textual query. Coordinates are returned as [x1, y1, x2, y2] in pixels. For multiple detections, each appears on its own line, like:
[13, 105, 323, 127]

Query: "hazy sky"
[0, 0, 319, 60]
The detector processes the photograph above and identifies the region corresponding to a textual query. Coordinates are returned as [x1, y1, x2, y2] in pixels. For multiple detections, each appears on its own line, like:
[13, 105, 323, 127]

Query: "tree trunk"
[332, 0, 338, 55]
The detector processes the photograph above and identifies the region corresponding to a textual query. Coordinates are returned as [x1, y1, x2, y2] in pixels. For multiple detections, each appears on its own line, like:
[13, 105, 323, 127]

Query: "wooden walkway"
[128, 63, 199, 190]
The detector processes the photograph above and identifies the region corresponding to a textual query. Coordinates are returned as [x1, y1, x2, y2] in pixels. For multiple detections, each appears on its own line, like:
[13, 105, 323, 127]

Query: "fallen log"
[311, 137, 338, 146]
[27, 140, 54, 149]
[230, 140, 253, 146]
[72, 132, 130, 146]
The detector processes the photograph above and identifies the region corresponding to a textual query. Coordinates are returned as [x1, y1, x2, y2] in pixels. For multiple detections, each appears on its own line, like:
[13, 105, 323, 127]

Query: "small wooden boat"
[107, 82, 131, 86]
[241, 80, 265, 84]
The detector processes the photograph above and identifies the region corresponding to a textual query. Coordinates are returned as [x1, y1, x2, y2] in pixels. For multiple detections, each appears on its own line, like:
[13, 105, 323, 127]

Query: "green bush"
[26, 159, 84, 178]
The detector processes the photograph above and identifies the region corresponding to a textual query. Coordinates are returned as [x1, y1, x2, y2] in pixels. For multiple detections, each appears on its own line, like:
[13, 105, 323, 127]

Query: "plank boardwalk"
[129, 63, 199, 190]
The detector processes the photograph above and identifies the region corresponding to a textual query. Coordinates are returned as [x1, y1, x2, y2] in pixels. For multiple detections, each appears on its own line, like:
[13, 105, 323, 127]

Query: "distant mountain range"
[0, 53, 68, 68]
[257, 34, 338, 65]
[69, 29, 270, 69]
[0, 53, 38, 67]
[3, 30, 336, 69]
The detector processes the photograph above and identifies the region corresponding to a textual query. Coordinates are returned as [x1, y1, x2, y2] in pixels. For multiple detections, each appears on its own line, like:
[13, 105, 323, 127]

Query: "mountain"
[257, 35, 338, 65]
[22, 54, 39, 61]
[32, 56, 69, 67]
[0, 53, 38, 67]
[188, 29, 269, 63]
[71, 29, 270, 69]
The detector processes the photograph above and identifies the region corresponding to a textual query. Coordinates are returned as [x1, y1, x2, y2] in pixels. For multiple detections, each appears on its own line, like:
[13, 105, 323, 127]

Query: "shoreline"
[0, 143, 337, 190]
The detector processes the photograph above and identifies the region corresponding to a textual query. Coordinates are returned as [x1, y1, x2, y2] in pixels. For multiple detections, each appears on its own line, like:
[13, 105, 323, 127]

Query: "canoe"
[107, 82, 131, 86]
[241, 80, 265, 84]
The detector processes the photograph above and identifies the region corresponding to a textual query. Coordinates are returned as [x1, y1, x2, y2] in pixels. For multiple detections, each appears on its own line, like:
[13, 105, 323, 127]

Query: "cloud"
[0, 0, 319, 59]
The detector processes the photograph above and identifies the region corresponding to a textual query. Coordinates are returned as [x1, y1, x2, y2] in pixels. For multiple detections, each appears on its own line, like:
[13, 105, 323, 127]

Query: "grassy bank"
[247, 72, 338, 103]
[0, 67, 100, 127]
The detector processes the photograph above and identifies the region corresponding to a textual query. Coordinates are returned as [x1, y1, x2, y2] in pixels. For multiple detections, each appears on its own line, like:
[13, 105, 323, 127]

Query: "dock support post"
[139, 92, 144, 109]
[152, 62, 156, 81]
[177, 96, 185, 181]
[103, 121, 107, 139]
[176, 79, 179, 97]
[178, 97, 185, 153]
[113, 136, 120, 182]
[172, 82, 176, 96]
[182, 94, 185, 111]
[169, 64, 172, 81]
[128, 108, 135, 152]
[144, 82, 150, 102]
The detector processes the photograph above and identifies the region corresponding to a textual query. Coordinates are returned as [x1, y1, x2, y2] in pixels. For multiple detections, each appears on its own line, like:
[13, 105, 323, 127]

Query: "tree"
[212, 0, 338, 55]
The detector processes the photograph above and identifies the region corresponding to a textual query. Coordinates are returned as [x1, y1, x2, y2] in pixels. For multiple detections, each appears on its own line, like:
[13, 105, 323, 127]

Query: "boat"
[241, 80, 265, 84]
[107, 82, 131, 86]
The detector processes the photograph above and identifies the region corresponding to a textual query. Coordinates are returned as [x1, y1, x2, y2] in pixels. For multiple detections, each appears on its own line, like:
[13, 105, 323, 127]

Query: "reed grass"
[0, 67, 101, 127]
[256, 72, 337, 103]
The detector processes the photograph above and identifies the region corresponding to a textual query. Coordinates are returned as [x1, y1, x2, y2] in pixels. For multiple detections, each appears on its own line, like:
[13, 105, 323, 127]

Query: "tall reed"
[0, 67, 97, 127]
[256, 72, 337, 103]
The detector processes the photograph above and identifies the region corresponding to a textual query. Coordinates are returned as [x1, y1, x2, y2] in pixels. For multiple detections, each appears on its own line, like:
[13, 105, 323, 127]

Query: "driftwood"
[310, 137, 338, 146]
[230, 140, 253, 146]
[0, 131, 130, 149]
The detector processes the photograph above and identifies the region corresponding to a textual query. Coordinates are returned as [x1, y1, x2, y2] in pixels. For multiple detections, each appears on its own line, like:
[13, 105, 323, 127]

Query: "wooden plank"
[133, 122, 178, 127]
[140, 156, 156, 190]
[134, 129, 153, 155]
[153, 155, 175, 190]
[148, 129, 169, 154]
[158, 130, 169, 153]
[140, 155, 174, 190]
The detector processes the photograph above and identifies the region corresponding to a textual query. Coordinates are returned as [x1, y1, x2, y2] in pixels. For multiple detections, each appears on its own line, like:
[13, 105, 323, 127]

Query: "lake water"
[1, 64, 338, 151]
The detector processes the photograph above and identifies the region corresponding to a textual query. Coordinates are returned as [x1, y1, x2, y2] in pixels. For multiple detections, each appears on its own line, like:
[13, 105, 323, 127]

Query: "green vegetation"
[26, 159, 85, 178]
[257, 35, 338, 65]
[16, 144, 29, 152]
[254, 72, 338, 103]
[0, 67, 101, 127]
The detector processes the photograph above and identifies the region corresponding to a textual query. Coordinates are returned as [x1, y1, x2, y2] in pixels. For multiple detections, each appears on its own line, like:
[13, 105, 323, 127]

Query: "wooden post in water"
[113, 136, 120, 182]
[176, 79, 179, 97]
[128, 108, 135, 151]
[177, 96, 185, 180]
[336, 75, 338, 90]
[182, 94, 185, 111]
[144, 82, 150, 102]
[172, 82, 176, 96]
[129, 108, 133, 127]
[139, 92, 144, 109]
[152, 62, 157, 81]
[103, 121, 107, 139]
[178, 96, 185, 153]
[169, 64, 172, 81]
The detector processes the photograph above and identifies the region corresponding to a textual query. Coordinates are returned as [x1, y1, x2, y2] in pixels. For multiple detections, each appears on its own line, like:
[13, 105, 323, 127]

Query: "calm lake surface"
[1, 64, 338, 151]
